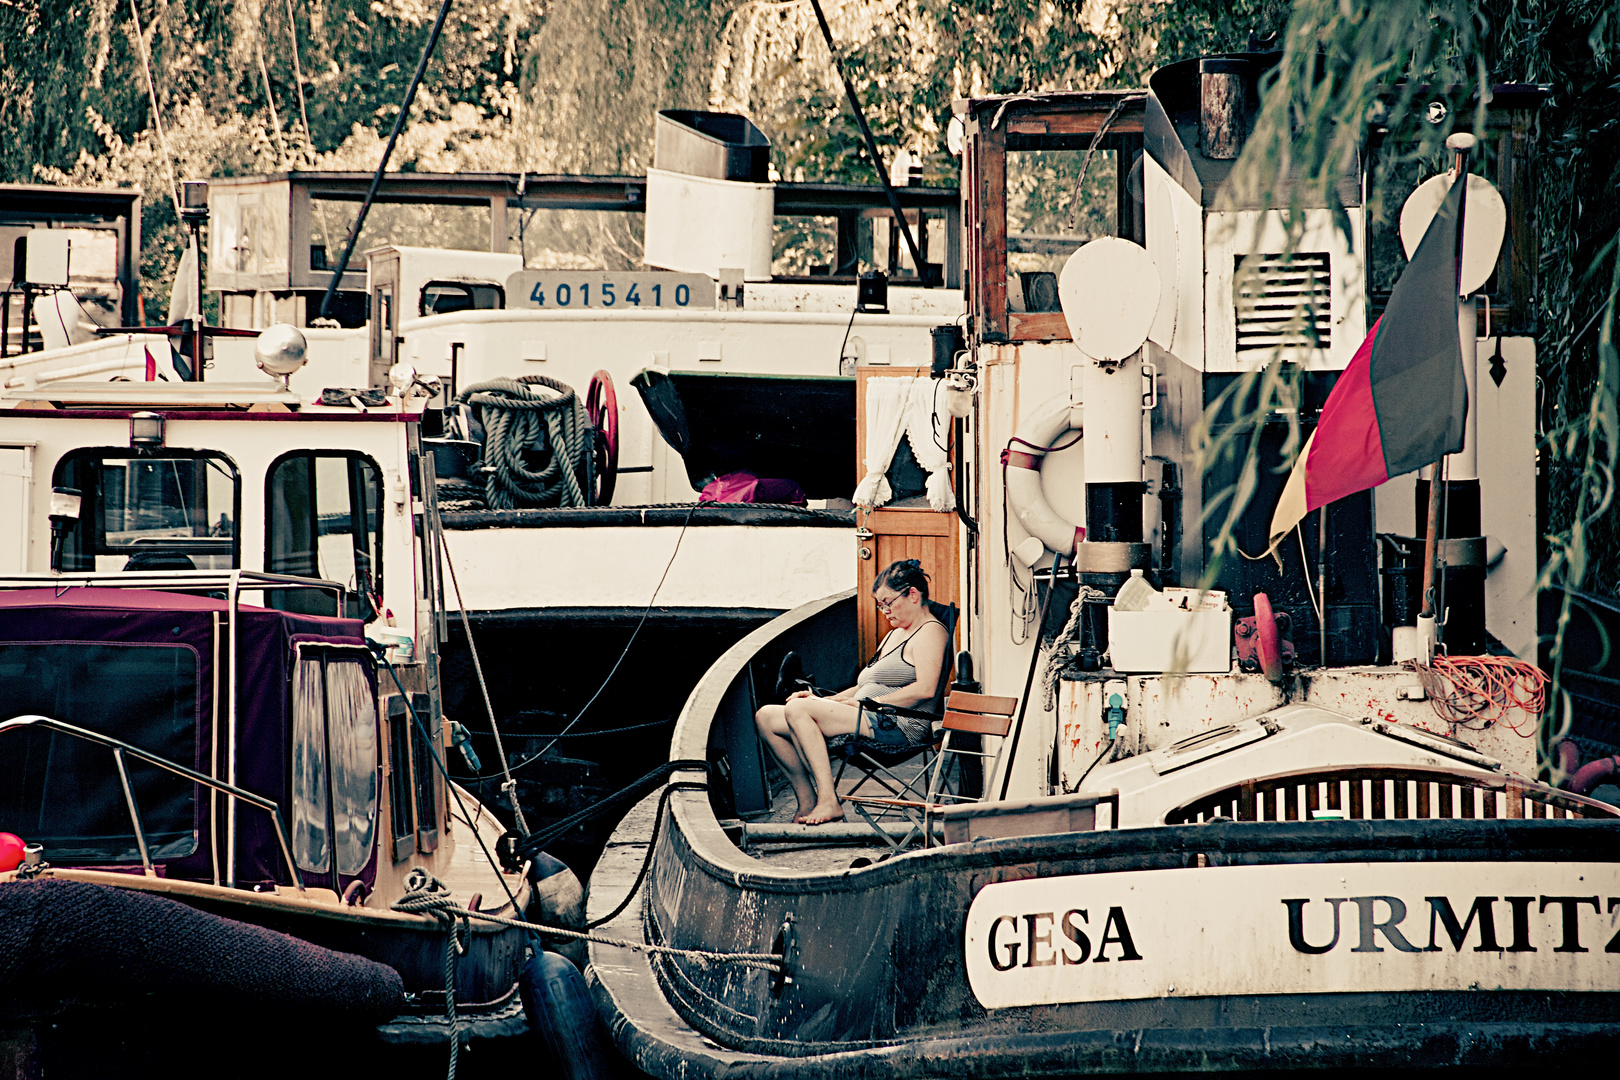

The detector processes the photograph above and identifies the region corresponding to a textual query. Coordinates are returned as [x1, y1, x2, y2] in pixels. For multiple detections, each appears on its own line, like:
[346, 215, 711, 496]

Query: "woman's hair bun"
[875, 558, 931, 601]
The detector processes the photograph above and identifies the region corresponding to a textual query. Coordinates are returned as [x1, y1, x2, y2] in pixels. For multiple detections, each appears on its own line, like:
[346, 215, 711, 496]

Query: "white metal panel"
[0, 443, 33, 572]
[643, 168, 775, 281]
[1142, 155, 1203, 370]
[1203, 207, 1366, 373]
[1476, 336, 1538, 659]
[1372, 336, 1538, 660]
[441, 524, 852, 611]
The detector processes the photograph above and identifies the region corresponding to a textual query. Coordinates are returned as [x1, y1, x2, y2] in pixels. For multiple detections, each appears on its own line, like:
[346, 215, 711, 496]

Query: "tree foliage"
[5, 0, 1619, 758]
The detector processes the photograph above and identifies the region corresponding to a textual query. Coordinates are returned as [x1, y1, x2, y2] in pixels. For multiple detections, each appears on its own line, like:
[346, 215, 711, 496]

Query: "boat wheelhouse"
[0, 373, 538, 1044]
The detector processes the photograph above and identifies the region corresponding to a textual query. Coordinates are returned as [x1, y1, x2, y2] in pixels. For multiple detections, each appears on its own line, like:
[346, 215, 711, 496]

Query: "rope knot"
[393, 870, 469, 954]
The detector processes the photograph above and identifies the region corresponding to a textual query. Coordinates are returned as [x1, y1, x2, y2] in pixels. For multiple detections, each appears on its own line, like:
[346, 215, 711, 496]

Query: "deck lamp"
[48, 486, 81, 573]
[129, 411, 165, 448]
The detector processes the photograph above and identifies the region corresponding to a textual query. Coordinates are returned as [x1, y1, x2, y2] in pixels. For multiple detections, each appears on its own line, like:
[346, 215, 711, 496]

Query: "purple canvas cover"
[0, 588, 373, 890]
[698, 470, 807, 505]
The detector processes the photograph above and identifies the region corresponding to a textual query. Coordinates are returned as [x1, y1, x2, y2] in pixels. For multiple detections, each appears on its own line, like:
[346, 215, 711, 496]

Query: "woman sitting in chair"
[754, 559, 947, 825]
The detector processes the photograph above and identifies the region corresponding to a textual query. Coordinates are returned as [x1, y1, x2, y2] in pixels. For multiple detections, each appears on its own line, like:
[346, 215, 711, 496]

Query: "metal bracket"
[771, 912, 799, 997]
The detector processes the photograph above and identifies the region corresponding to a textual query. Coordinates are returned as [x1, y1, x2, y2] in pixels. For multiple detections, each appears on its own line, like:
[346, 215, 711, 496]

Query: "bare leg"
[784, 697, 863, 825]
[754, 704, 817, 821]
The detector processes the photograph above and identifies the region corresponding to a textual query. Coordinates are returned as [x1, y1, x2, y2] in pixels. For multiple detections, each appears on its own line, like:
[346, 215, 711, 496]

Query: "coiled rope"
[458, 376, 590, 509]
[1411, 654, 1547, 734]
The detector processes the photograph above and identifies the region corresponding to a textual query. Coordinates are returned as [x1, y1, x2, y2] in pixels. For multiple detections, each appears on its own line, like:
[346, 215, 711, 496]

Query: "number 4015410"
[527, 281, 692, 308]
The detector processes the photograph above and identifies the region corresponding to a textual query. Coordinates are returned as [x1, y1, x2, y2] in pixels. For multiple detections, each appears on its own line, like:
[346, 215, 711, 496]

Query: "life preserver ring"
[585, 369, 618, 505]
[1003, 394, 1084, 557]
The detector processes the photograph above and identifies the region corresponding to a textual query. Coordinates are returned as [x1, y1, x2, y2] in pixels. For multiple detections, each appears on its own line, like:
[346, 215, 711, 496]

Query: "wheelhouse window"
[290, 646, 379, 880]
[267, 451, 382, 618]
[0, 642, 198, 863]
[54, 449, 238, 572]
[963, 96, 1145, 341]
[419, 281, 503, 316]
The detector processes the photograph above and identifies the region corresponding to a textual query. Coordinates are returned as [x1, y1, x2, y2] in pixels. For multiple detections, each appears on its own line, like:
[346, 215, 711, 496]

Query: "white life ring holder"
[1002, 394, 1084, 557]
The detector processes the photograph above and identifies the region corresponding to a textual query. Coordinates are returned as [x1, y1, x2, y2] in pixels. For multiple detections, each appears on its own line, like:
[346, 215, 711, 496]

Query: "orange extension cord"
[1412, 654, 1547, 735]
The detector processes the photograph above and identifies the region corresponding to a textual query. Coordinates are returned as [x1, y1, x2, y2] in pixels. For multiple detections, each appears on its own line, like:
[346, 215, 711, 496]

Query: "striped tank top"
[856, 622, 941, 744]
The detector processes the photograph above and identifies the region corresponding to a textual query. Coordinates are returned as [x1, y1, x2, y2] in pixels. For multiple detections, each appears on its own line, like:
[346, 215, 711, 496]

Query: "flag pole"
[1418, 132, 1477, 659]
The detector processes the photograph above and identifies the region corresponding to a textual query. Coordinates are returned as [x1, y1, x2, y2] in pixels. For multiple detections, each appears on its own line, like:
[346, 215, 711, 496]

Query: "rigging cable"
[255, 40, 291, 166]
[432, 496, 530, 835]
[507, 500, 701, 773]
[126, 0, 181, 214]
[282, 0, 313, 150]
[803, 0, 928, 281]
[318, 0, 457, 319]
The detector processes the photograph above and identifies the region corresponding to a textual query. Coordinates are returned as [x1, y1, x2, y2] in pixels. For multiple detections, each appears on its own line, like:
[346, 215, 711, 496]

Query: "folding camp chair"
[830, 600, 959, 806]
[841, 688, 1018, 851]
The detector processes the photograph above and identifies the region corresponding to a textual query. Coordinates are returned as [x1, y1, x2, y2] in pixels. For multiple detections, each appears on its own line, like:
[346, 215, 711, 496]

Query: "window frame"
[52, 446, 242, 570]
[289, 642, 380, 889]
[264, 449, 384, 619]
[418, 280, 505, 318]
[384, 692, 441, 862]
[964, 97, 1146, 344]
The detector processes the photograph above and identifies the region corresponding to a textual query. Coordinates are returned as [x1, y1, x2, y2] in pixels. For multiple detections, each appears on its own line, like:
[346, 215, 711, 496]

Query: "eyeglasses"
[875, 587, 912, 614]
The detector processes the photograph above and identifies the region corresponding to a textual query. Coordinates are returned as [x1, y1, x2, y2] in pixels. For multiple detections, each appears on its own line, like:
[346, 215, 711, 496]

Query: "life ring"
[1003, 394, 1084, 557]
[585, 369, 618, 505]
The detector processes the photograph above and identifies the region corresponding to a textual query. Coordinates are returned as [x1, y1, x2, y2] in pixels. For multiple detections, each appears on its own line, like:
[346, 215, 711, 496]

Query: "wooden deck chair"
[920, 691, 1018, 845]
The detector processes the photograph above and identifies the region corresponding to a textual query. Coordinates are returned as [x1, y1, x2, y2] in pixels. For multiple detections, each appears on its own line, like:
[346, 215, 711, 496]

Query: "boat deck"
[726, 755, 941, 871]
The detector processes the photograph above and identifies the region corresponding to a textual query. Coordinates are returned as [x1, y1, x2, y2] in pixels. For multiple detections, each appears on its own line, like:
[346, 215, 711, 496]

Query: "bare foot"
[800, 801, 843, 826]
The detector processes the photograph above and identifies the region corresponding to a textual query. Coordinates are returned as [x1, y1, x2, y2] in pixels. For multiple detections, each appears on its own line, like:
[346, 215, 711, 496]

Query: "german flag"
[1268, 177, 1467, 548]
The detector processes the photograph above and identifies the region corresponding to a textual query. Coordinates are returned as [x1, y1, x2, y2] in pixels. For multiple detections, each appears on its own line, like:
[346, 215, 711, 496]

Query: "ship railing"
[0, 570, 346, 889]
[1168, 765, 1620, 825]
[0, 714, 306, 891]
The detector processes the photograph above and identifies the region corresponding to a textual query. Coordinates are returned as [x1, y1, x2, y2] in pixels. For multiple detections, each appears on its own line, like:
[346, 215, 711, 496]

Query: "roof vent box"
[654, 110, 771, 183]
[645, 111, 775, 282]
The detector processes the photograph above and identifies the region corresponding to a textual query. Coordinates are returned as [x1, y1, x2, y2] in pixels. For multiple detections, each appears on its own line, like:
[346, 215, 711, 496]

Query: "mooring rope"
[391, 872, 784, 975]
[458, 376, 589, 509]
[392, 871, 469, 1080]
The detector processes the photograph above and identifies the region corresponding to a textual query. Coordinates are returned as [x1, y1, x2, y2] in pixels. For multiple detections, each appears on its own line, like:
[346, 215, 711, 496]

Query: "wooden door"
[855, 365, 960, 663]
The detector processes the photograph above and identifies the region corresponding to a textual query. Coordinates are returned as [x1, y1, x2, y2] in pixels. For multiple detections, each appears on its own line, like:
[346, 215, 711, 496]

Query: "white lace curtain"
[852, 376, 955, 512]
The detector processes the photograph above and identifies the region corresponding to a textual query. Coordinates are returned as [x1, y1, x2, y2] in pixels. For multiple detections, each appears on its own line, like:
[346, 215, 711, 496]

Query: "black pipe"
[804, 0, 932, 285]
[1085, 482, 1145, 543]
[317, 0, 456, 319]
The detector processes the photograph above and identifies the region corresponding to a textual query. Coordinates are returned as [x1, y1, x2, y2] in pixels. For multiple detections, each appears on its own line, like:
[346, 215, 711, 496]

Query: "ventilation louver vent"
[1233, 252, 1332, 353]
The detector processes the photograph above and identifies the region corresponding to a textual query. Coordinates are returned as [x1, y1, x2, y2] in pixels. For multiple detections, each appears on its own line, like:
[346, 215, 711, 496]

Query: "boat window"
[413, 707, 440, 851]
[53, 449, 239, 572]
[419, 281, 504, 317]
[290, 648, 379, 878]
[773, 216, 842, 277]
[266, 451, 382, 618]
[290, 656, 329, 873]
[0, 642, 198, 863]
[386, 695, 417, 861]
[1005, 147, 1118, 299]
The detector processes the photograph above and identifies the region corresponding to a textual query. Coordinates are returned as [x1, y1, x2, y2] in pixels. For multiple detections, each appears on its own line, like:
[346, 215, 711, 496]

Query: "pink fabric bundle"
[699, 471, 806, 505]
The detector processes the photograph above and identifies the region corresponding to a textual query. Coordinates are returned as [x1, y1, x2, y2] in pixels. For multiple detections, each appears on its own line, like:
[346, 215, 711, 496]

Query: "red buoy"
[0, 832, 24, 872]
